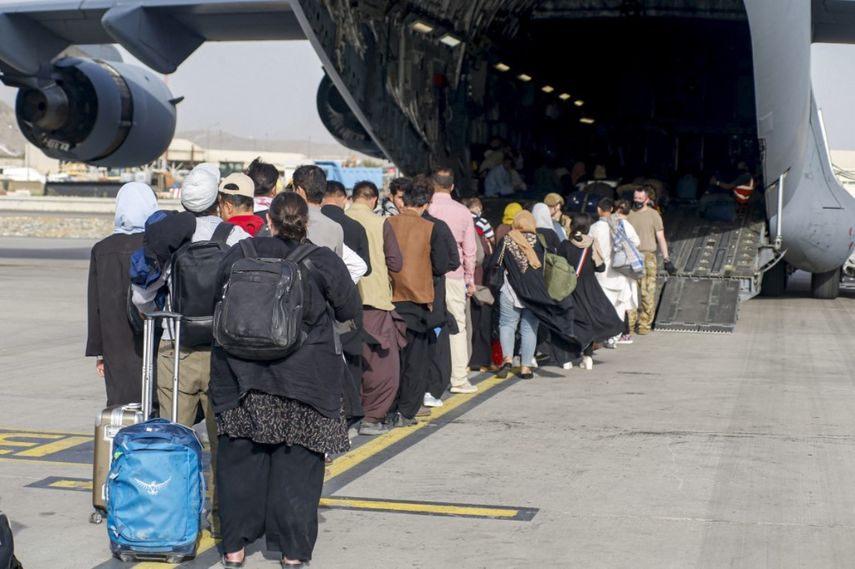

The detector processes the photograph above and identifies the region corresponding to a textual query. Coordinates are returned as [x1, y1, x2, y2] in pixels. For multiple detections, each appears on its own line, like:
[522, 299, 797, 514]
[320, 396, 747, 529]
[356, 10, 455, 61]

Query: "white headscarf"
[532, 203, 553, 231]
[113, 182, 158, 235]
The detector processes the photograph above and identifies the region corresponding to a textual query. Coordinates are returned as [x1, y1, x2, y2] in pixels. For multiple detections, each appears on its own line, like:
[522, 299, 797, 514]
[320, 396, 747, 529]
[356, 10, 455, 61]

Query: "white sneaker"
[562, 361, 573, 370]
[450, 383, 478, 394]
[423, 393, 444, 407]
[512, 356, 521, 367]
[581, 356, 593, 370]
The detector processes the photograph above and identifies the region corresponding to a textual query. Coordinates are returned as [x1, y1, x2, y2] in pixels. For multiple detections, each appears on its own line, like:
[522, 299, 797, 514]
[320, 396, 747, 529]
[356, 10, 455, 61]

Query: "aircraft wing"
[813, 0, 855, 43]
[0, 0, 305, 75]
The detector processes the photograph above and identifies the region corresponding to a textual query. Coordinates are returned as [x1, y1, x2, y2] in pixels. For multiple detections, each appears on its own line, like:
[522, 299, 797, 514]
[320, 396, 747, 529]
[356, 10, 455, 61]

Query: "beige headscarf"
[504, 211, 541, 272]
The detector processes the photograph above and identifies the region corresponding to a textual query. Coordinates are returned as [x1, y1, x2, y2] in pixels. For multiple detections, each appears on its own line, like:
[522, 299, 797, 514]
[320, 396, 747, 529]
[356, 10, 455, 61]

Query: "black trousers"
[397, 329, 431, 419]
[468, 299, 493, 369]
[217, 436, 325, 561]
[427, 329, 452, 399]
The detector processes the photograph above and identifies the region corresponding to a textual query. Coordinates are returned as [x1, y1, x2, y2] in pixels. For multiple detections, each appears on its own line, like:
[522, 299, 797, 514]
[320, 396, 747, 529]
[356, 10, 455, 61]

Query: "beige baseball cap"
[218, 173, 255, 198]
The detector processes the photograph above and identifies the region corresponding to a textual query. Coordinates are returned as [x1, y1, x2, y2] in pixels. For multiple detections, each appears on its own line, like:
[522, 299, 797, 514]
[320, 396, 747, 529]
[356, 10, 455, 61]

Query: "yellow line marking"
[127, 372, 512, 568]
[319, 497, 519, 518]
[325, 372, 511, 480]
[0, 427, 91, 437]
[49, 479, 92, 490]
[0, 456, 88, 468]
[132, 531, 217, 569]
[0, 432, 61, 448]
[15, 436, 90, 457]
[0, 449, 11, 455]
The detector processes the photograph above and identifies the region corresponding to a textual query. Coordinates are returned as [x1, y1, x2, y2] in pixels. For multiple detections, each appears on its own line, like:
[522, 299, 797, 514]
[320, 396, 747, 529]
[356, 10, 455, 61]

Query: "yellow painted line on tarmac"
[0, 456, 88, 468]
[0, 432, 60, 448]
[49, 479, 92, 490]
[15, 435, 90, 457]
[325, 372, 511, 480]
[319, 497, 519, 519]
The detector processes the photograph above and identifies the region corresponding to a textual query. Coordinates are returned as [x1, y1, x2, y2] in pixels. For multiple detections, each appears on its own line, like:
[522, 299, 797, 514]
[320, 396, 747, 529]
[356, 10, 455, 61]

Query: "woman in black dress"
[558, 213, 625, 370]
[211, 192, 361, 568]
[86, 182, 158, 405]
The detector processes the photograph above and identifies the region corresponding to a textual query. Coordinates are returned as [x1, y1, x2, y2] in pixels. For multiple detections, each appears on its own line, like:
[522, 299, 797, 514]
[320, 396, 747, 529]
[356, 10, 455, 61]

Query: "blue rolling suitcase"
[106, 312, 205, 564]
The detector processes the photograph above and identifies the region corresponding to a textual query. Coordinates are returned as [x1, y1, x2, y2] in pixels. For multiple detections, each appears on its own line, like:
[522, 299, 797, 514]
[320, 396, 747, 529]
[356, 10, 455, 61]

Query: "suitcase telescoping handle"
[141, 312, 183, 422]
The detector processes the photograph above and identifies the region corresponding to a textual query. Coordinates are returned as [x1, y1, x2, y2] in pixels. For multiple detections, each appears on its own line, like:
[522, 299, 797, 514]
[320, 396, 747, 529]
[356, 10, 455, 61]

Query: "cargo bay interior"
[471, 8, 770, 332]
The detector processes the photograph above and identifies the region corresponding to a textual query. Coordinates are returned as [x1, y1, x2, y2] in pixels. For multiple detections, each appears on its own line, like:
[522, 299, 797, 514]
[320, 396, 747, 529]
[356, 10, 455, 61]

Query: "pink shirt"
[428, 192, 476, 283]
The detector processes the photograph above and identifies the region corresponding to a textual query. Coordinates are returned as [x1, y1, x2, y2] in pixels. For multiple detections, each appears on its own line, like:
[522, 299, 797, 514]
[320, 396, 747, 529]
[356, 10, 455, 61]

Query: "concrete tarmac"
[2, 237, 855, 568]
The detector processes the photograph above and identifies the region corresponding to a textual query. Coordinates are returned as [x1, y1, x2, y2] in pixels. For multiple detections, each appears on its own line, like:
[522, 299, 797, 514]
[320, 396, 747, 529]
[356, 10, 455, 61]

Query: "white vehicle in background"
[0, 167, 45, 184]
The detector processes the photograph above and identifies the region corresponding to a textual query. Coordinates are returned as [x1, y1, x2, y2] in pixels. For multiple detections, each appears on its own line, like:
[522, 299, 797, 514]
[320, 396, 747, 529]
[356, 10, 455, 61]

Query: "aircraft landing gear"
[811, 267, 841, 299]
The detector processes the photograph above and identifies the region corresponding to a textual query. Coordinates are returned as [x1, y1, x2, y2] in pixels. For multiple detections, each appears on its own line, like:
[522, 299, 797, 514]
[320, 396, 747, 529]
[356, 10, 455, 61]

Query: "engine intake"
[15, 58, 178, 167]
[316, 75, 383, 158]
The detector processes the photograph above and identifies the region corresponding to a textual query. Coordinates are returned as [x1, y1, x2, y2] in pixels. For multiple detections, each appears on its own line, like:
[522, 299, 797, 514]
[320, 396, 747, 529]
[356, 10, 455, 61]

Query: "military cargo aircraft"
[0, 1, 853, 327]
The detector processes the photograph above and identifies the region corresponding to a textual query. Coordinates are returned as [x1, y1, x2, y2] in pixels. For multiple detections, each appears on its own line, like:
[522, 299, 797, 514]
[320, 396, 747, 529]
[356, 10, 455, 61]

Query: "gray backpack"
[213, 239, 316, 360]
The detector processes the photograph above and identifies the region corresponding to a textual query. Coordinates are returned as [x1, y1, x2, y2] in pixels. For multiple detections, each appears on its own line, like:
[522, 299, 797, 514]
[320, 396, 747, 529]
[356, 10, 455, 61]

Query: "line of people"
[86, 160, 673, 566]
[86, 162, 484, 567]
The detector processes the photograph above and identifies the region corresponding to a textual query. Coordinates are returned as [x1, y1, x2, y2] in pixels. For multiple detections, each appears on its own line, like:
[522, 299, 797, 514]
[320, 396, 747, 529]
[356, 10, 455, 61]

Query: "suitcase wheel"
[89, 510, 104, 525]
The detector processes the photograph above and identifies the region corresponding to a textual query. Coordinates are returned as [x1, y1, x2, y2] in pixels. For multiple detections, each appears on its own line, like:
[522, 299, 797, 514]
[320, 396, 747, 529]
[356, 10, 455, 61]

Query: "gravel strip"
[0, 215, 114, 239]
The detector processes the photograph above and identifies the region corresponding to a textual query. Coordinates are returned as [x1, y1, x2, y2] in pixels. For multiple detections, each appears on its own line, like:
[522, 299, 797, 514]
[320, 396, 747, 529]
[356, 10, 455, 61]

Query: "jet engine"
[316, 75, 383, 158]
[14, 58, 178, 167]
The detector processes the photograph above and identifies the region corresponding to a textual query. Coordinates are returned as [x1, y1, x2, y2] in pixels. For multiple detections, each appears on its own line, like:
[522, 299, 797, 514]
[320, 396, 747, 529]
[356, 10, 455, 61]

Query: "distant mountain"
[177, 129, 368, 160]
[0, 102, 374, 162]
[0, 100, 25, 158]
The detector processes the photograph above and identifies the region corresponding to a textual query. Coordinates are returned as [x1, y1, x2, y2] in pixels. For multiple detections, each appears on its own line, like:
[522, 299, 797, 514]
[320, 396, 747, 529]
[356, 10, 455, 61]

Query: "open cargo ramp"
[654, 204, 768, 333]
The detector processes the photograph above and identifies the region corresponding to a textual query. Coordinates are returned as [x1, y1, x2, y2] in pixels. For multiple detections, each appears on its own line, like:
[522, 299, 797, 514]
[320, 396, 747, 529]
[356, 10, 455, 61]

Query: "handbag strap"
[576, 246, 589, 276]
[496, 239, 507, 267]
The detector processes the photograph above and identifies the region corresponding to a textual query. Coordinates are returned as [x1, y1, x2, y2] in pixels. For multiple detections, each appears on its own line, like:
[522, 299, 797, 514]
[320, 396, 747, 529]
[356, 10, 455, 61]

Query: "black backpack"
[0, 512, 22, 569]
[170, 222, 234, 348]
[213, 239, 317, 360]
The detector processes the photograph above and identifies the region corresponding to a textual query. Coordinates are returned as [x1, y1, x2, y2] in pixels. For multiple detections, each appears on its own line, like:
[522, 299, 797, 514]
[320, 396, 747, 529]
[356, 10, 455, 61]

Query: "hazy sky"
[2, 40, 855, 149]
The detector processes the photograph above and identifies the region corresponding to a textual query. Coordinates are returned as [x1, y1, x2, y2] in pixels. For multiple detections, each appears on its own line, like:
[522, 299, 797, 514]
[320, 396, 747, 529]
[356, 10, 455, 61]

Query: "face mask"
[632, 201, 645, 210]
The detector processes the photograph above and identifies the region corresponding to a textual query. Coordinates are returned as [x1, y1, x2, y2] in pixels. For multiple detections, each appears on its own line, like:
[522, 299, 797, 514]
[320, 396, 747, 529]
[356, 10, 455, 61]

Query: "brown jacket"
[388, 210, 435, 305]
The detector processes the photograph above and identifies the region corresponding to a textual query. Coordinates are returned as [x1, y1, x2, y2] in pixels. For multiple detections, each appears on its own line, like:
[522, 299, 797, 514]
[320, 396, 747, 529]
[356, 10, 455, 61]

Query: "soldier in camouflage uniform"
[626, 186, 676, 334]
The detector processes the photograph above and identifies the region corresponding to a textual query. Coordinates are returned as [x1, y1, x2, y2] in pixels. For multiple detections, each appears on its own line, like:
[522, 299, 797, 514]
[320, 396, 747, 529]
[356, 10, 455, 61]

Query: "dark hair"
[269, 192, 309, 242]
[462, 197, 482, 210]
[636, 184, 655, 197]
[389, 177, 411, 197]
[219, 191, 253, 212]
[431, 167, 454, 191]
[245, 157, 279, 197]
[570, 212, 592, 237]
[353, 180, 379, 201]
[597, 197, 614, 212]
[614, 199, 631, 215]
[325, 180, 347, 198]
[403, 175, 434, 208]
[292, 164, 327, 204]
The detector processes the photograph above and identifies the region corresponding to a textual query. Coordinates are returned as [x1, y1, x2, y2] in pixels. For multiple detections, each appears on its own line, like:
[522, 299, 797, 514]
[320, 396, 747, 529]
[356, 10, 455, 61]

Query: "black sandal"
[281, 561, 309, 568]
[497, 362, 512, 378]
[222, 555, 245, 568]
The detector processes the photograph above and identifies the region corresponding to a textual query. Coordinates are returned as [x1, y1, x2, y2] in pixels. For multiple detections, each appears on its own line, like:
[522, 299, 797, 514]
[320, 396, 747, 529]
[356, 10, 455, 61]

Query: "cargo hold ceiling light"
[517, 73, 532, 82]
[494, 62, 511, 72]
[559, 93, 571, 101]
[574, 99, 585, 107]
[411, 20, 434, 33]
[579, 117, 595, 124]
[541, 85, 555, 93]
[439, 33, 462, 47]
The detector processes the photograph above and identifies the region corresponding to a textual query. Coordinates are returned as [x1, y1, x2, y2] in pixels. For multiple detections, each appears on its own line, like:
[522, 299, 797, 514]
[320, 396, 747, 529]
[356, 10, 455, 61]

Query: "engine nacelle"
[15, 58, 178, 167]
[316, 75, 383, 158]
